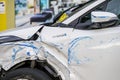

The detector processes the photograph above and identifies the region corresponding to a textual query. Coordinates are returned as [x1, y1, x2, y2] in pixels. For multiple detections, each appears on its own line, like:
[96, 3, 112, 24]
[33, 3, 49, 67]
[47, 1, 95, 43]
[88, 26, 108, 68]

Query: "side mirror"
[91, 11, 118, 23]
[90, 11, 119, 29]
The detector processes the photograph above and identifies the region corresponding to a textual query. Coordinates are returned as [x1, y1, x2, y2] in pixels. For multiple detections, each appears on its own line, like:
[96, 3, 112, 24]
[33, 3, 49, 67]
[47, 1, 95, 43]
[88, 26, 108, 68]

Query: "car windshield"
[66, 0, 95, 18]
[52, 0, 96, 26]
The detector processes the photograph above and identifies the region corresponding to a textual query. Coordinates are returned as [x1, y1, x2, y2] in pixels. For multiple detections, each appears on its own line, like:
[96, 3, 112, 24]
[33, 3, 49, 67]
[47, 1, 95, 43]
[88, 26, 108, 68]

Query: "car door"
[69, 25, 120, 80]
[68, 0, 120, 79]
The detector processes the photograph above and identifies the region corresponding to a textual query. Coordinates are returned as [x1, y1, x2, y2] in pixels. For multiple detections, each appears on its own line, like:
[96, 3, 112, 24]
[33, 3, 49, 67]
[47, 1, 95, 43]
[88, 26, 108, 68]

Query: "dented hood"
[0, 26, 43, 40]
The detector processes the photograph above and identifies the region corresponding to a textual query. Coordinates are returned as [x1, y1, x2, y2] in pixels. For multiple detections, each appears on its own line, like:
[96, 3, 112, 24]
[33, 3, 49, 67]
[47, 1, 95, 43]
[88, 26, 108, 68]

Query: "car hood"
[0, 26, 44, 44]
[0, 26, 43, 40]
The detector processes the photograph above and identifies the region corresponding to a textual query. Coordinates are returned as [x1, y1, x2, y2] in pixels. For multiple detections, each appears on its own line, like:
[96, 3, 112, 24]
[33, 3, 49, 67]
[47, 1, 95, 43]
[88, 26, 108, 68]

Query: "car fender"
[0, 41, 70, 80]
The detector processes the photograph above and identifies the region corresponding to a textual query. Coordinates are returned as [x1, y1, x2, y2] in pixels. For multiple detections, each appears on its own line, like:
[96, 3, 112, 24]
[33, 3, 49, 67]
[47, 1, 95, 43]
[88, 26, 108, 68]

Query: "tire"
[2, 68, 52, 80]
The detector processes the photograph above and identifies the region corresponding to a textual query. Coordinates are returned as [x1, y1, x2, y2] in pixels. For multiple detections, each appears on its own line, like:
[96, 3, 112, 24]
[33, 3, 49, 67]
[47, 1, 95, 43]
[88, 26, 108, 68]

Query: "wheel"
[2, 68, 52, 80]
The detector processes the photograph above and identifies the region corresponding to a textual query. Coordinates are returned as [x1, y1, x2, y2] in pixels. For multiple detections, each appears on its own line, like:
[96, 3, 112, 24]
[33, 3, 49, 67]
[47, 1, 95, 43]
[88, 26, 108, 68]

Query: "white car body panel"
[0, 26, 42, 39]
[0, 41, 41, 70]
[40, 26, 120, 80]
[68, 26, 120, 80]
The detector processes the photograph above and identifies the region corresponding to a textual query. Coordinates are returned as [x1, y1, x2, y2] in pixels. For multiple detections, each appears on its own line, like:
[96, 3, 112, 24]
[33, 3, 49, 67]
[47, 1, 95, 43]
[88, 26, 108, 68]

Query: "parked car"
[30, 9, 53, 24]
[0, 0, 120, 80]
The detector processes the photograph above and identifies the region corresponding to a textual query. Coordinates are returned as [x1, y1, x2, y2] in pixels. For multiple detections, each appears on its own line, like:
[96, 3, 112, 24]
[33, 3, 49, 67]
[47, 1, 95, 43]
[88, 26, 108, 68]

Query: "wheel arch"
[1, 59, 62, 80]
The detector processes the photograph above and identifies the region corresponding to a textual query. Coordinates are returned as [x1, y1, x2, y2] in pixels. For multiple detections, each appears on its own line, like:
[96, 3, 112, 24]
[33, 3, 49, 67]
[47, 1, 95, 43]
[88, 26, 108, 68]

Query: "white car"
[0, 0, 120, 80]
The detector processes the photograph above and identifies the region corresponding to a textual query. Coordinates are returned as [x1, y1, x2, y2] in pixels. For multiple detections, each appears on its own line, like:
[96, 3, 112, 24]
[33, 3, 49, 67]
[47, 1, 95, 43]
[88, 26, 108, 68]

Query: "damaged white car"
[0, 0, 120, 80]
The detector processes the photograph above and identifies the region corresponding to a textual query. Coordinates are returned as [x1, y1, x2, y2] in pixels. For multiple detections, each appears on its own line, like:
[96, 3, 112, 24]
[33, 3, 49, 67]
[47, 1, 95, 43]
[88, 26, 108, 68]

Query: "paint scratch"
[68, 36, 92, 64]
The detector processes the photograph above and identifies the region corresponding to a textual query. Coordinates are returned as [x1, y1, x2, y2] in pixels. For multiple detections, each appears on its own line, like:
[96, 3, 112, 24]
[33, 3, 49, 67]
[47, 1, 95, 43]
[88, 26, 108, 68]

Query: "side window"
[105, 0, 120, 26]
[106, 0, 120, 18]
[106, 0, 120, 15]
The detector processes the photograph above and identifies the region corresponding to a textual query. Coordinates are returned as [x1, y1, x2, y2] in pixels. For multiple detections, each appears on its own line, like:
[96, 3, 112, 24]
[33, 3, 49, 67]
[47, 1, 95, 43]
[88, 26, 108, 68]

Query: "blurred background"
[15, 0, 89, 27]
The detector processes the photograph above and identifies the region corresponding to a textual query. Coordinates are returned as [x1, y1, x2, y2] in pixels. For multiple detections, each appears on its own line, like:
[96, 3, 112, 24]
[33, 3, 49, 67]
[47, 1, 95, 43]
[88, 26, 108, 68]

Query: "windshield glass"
[52, 0, 96, 26]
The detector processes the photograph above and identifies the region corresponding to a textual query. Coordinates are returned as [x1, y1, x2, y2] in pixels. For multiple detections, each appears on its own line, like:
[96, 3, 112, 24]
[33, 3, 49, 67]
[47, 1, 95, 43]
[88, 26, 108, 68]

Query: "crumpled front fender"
[0, 41, 42, 70]
[0, 41, 70, 80]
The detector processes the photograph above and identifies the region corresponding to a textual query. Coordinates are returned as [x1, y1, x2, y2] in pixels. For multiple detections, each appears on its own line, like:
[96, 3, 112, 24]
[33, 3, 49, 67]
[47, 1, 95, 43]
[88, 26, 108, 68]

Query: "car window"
[57, 0, 95, 23]
[51, 0, 96, 27]
[106, 0, 120, 16]
[105, 0, 120, 26]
